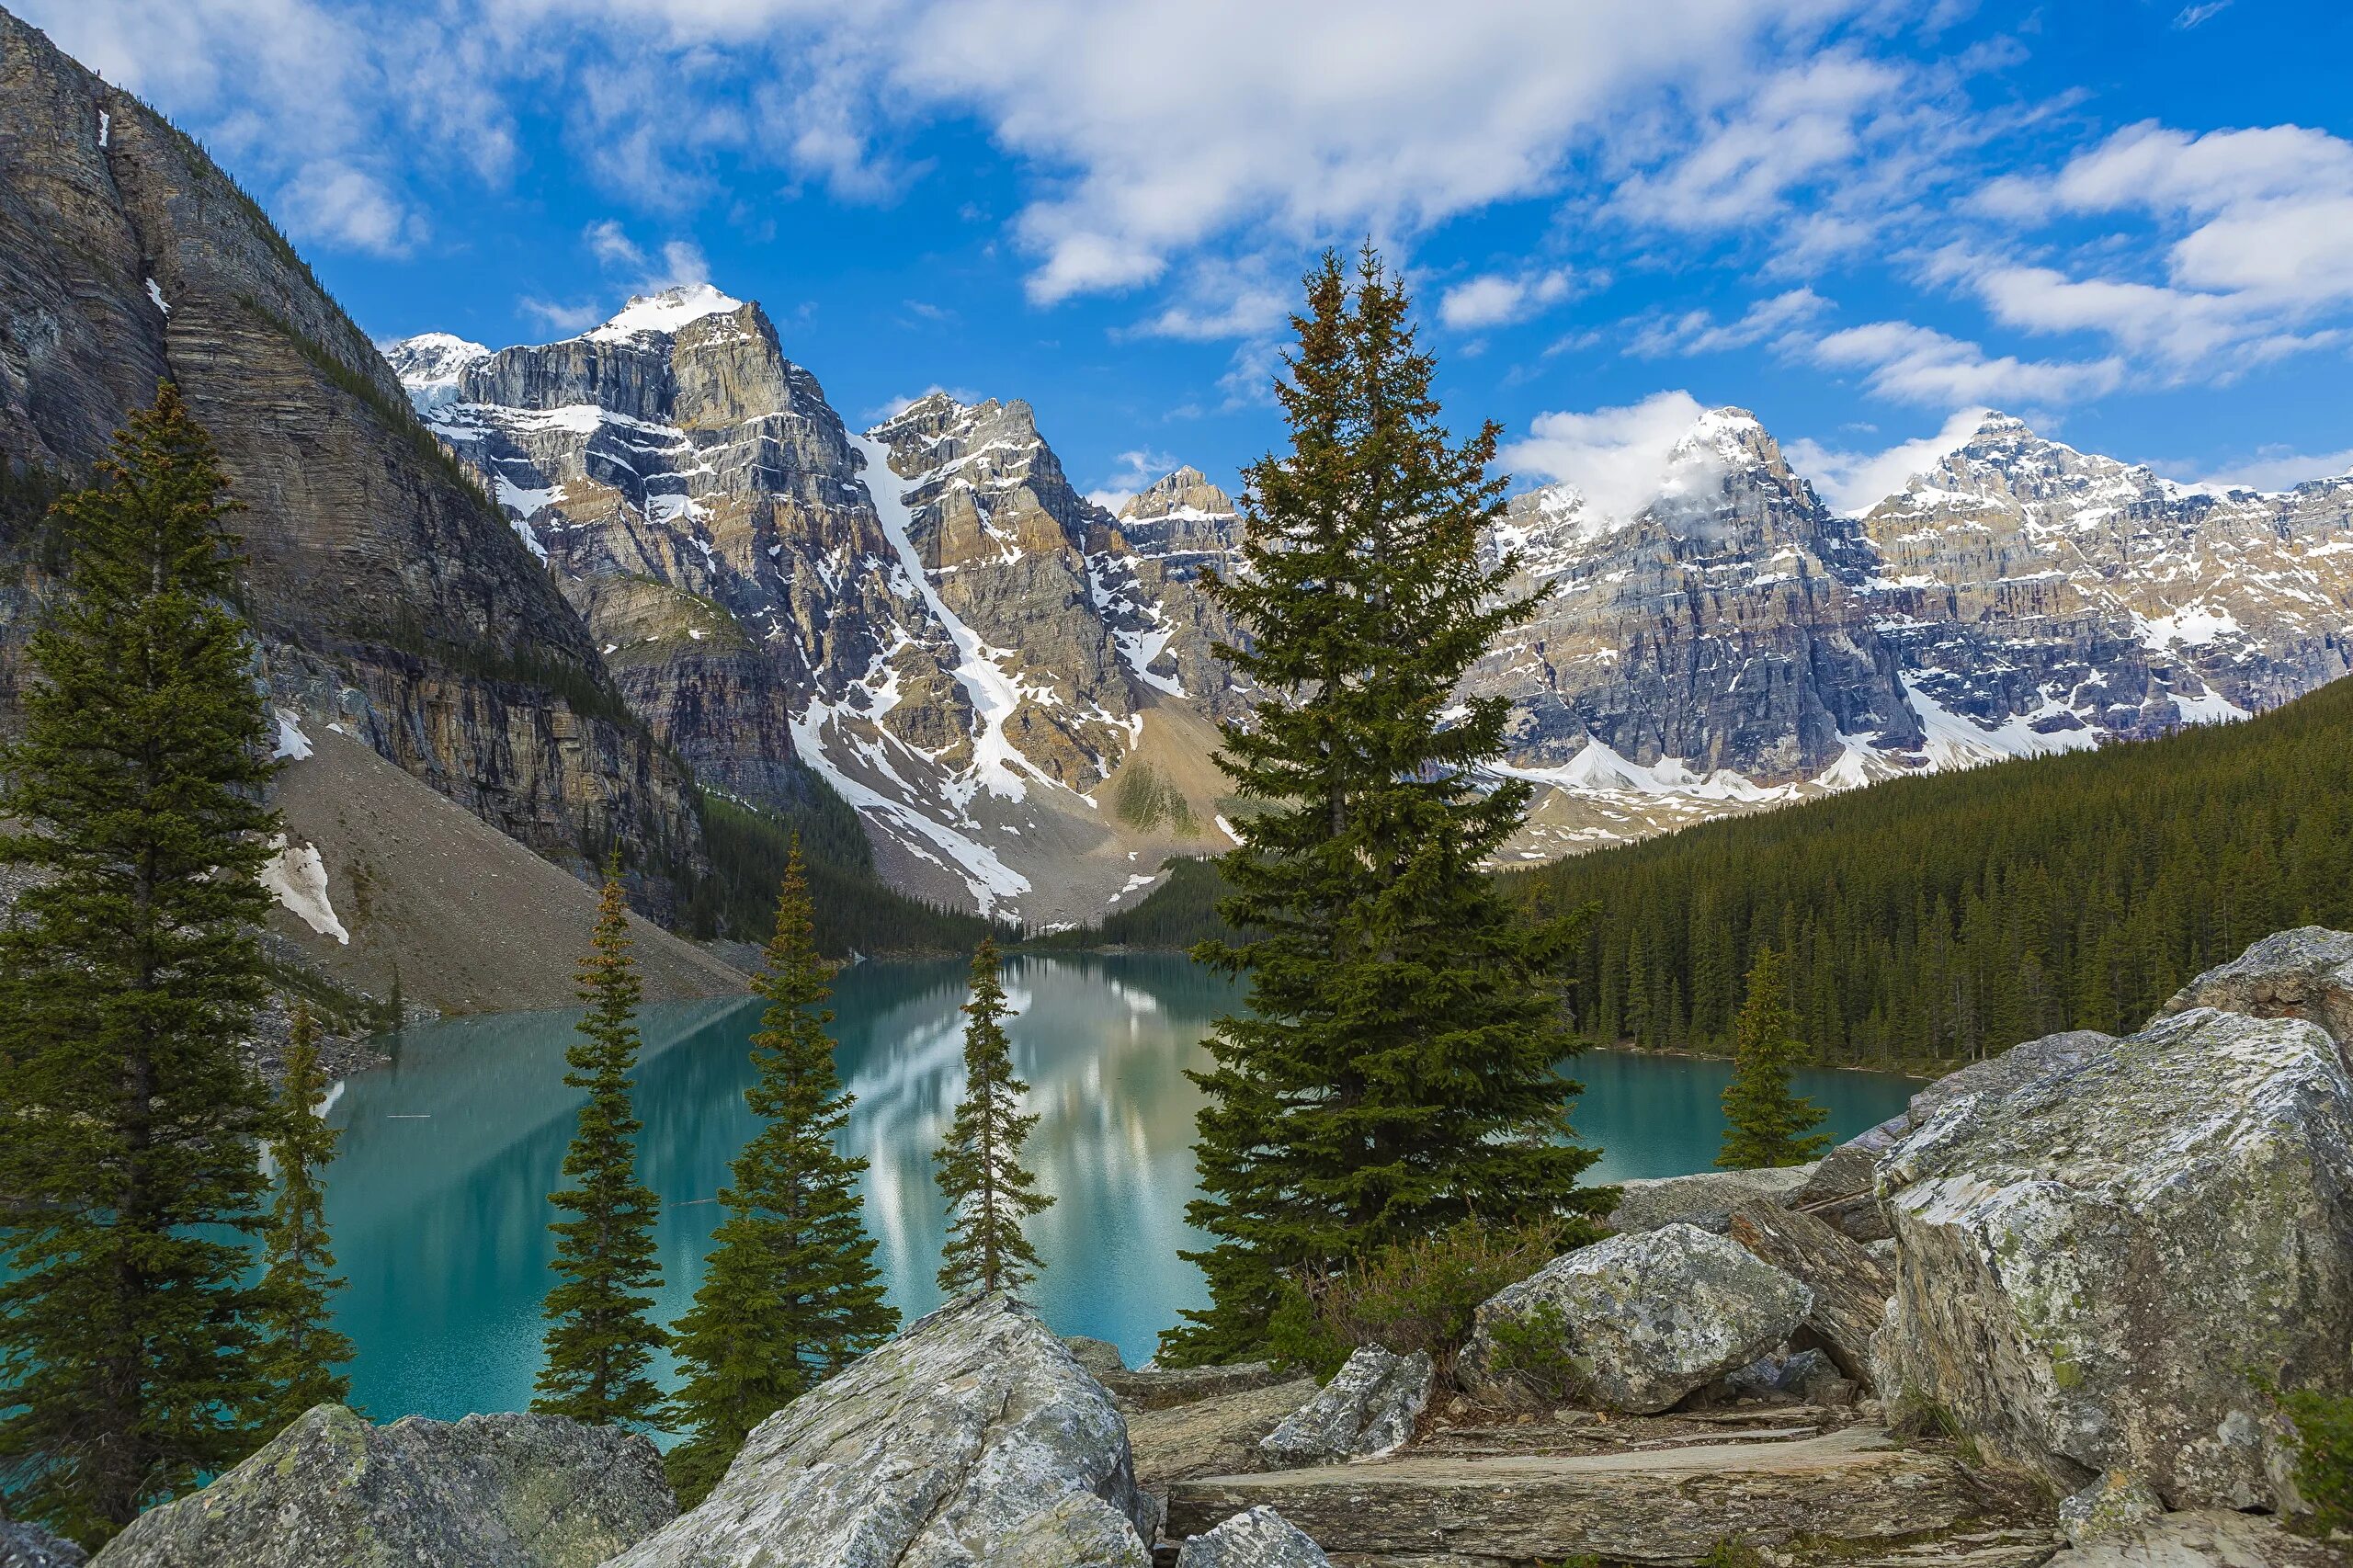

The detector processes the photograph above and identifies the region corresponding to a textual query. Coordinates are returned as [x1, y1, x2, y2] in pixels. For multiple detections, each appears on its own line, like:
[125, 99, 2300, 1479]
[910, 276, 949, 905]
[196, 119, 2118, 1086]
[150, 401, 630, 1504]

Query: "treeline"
[1025, 856, 1233, 950]
[1511, 674, 2353, 1068]
[679, 789, 1009, 959]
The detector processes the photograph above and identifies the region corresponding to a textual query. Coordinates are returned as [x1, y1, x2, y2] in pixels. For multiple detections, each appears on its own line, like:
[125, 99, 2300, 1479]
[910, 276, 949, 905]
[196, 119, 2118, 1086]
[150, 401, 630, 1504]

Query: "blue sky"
[35, 0, 2353, 512]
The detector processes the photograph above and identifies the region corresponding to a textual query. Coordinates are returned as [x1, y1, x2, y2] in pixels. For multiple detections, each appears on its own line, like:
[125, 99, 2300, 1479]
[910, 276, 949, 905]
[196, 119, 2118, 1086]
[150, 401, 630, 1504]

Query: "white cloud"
[276, 160, 422, 255]
[517, 297, 607, 335]
[2174, 2, 2233, 28]
[1628, 287, 1828, 357]
[1086, 447, 1179, 513]
[584, 219, 646, 270]
[1438, 268, 1578, 330]
[2175, 444, 2353, 494]
[1805, 319, 2123, 406]
[1785, 405, 1990, 515]
[1501, 390, 1722, 520]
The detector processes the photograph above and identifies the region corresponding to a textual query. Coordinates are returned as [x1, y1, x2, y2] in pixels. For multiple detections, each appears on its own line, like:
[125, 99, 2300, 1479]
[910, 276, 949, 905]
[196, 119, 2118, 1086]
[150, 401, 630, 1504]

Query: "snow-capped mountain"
[1471, 407, 2353, 858]
[392, 285, 2353, 907]
[387, 290, 1245, 920]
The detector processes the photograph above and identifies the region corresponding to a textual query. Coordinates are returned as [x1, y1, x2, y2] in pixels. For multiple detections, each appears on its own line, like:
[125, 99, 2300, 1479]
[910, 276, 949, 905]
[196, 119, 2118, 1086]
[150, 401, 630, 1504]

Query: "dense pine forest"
[1065, 673, 2353, 1070]
[1525, 677, 2353, 1068]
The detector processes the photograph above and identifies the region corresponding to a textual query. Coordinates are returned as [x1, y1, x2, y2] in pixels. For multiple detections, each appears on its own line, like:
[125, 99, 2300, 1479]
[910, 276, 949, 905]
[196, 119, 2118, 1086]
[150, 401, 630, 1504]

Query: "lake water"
[322, 952, 1917, 1427]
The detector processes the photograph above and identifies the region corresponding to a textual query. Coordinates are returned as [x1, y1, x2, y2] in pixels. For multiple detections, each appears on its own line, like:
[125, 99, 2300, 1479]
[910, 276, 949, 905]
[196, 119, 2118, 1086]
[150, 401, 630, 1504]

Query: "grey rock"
[1725, 1346, 1851, 1406]
[606, 1292, 1154, 1567]
[1127, 1377, 1323, 1494]
[0, 1509, 85, 1568]
[1605, 1163, 1817, 1234]
[981, 1493, 1152, 1568]
[1459, 1222, 1813, 1414]
[1175, 1506, 1333, 1568]
[87, 1403, 673, 1568]
[1064, 1336, 1129, 1378]
[2040, 1509, 2346, 1567]
[2155, 926, 2353, 1068]
[1260, 1346, 1433, 1464]
[2058, 1471, 2165, 1548]
[1105, 1361, 1289, 1412]
[1724, 1200, 1893, 1388]
[1875, 1004, 2353, 1509]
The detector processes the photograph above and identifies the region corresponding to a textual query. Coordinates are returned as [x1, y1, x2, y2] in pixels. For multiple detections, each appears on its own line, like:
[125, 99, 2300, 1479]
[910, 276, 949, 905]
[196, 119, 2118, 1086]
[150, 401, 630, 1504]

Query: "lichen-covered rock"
[1605, 1164, 1817, 1234]
[2155, 926, 2353, 1068]
[1459, 1222, 1813, 1414]
[1259, 1347, 1433, 1465]
[1064, 1336, 1130, 1379]
[1874, 1007, 2353, 1509]
[1105, 1361, 1288, 1412]
[2040, 1509, 2346, 1567]
[1128, 1378, 1323, 1494]
[1724, 1346, 1851, 1406]
[1795, 1031, 2120, 1241]
[0, 1507, 85, 1568]
[605, 1292, 1154, 1567]
[983, 1494, 1153, 1568]
[1724, 1200, 1893, 1388]
[1175, 1506, 1333, 1568]
[87, 1404, 672, 1568]
[2057, 1471, 2165, 1547]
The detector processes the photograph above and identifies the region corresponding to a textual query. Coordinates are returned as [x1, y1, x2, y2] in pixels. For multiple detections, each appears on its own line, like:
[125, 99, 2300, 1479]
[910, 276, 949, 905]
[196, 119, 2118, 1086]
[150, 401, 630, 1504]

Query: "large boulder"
[1606, 1164, 1816, 1234]
[1723, 1200, 1893, 1388]
[1796, 1032, 2118, 1241]
[605, 1292, 1155, 1568]
[1458, 1222, 1813, 1414]
[1175, 1506, 1332, 1567]
[87, 1404, 672, 1568]
[1874, 1007, 2353, 1510]
[1258, 1347, 1432, 1465]
[2040, 1509, 2345, 1567]
[2155, 926, 2353, 1068]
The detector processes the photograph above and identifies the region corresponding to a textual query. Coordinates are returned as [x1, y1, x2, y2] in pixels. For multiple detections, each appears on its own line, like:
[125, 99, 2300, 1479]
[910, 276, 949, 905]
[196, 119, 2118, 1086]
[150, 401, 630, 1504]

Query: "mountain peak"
[584, 282, 745, 344]
[383, 332, 491, 413]
[1120, 464, 1235, 523]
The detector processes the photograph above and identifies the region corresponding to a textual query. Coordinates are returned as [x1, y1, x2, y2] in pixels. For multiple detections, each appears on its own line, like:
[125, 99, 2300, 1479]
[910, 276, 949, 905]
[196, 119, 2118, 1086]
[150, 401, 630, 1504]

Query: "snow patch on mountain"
[586, 283, 744, 343]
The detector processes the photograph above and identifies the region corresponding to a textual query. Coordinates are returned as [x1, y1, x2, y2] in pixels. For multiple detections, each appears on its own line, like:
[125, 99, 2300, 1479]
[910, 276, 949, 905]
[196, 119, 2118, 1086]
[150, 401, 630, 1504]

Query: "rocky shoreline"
[69, 926, 2353, 1566]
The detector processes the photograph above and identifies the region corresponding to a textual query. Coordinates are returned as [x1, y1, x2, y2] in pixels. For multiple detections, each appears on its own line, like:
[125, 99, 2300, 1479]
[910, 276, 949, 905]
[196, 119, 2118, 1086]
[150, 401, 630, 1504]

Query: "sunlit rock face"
[392, 311, 1245, 923]
[1470, 407, 2353, 861]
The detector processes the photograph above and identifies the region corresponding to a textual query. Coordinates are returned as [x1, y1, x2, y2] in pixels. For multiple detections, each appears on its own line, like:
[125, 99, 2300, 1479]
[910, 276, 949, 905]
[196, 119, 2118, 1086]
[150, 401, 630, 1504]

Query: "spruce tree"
[1716, 949, 1831, 1169]
[1165, 249, 1609, 1367]
[934, 938, 1051, 1296]
[250, 1000, 358, 1436]
[533, 867, 668, 1429]
[0, 385, 279, 1545]
[666, 839, 897, 1506]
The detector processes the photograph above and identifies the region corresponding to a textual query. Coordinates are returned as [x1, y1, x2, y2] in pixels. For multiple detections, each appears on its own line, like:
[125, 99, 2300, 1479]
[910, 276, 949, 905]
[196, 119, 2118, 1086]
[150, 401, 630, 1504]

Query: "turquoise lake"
[322, 952, 1917, 1428]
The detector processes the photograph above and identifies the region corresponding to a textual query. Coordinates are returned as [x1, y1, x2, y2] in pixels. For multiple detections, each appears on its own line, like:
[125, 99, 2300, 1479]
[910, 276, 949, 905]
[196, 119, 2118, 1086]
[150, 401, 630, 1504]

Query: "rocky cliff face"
[393, 309, 1245, 921]
[1469, 407, 2353, 858]
[0, 10, 701, 904]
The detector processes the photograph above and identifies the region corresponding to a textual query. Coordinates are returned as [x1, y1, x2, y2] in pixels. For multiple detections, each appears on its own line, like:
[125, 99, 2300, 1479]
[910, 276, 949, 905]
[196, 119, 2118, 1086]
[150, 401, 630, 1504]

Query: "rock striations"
[0, 9, 702, 913]
[392, 312, 1247, 922]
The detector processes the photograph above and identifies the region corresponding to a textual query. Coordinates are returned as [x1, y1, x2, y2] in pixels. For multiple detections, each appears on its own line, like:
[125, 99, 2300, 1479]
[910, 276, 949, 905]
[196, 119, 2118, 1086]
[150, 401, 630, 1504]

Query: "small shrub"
[1273, 1218, 1586, 1382]
[2279, 1386, 2353, 1537]
[1700, 1540, 1770, 1568]
[1483, 1300, 1583, 1403]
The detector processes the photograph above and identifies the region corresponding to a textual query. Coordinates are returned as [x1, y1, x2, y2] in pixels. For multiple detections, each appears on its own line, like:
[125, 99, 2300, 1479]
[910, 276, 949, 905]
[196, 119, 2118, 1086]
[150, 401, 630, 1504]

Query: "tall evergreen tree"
[249, 1000, 357, 1436]
[667, 840, 897, 1506]
[1165, 249, 1609, 1367]
[1716, 949, 1830, 1169]
[533, 867, 668, 1430]
[0, 386, 279, 1545]
[933, 938, 1051, 1296]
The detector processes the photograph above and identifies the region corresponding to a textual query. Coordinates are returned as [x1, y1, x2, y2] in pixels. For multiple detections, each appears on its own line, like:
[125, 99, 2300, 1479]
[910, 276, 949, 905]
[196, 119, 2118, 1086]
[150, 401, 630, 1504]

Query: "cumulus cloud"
[276, 160, 423, 255]
[1784, 404, 1990, 515]
[2176, 444, 2353, 494]
[1438, 268, 1579, 330]
[1628, 287, 1829, 357]
[1804, 319, 2123, 406]
[1500, 390, 1730, 521]
[1086, 447, 1181, 513]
